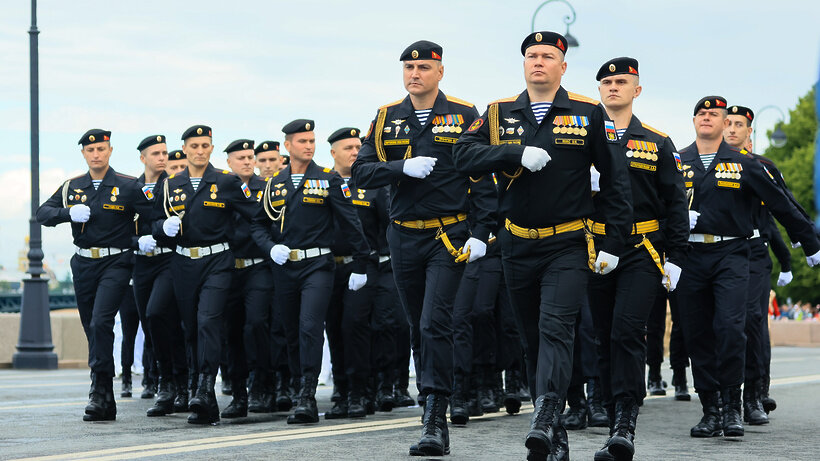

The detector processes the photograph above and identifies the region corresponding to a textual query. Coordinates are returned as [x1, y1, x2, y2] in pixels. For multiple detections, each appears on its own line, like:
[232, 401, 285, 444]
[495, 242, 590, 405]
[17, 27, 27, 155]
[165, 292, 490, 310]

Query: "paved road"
[1, 347, 819, 460]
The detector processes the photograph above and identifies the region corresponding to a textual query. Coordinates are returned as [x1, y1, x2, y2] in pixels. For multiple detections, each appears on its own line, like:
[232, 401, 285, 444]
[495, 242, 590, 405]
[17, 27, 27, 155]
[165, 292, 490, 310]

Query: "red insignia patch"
[431, 51, 441, 60]
[467, 118, 484, 133]
[716, 99, 726, 107]
[628, 66, 638, 74]
[556, 40, 565, 51]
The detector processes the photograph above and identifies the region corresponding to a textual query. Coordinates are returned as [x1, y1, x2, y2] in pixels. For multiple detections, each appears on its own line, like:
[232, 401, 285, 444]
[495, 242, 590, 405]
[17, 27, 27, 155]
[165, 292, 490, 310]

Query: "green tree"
[764, 87, 819, 303]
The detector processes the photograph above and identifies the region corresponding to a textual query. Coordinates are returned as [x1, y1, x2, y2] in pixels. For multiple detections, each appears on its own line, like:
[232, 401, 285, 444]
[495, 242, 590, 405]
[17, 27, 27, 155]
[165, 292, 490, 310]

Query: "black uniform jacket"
[680, 141, 819, 255]
[332, 177, 390, 258]
[453, 87, 632, 256]
[136, 171, 176, 250]
[352, 90, 497, 243]
[229, 174, 269, 260]
[251, 161, 371, 273]
[38, 167, 143, 249]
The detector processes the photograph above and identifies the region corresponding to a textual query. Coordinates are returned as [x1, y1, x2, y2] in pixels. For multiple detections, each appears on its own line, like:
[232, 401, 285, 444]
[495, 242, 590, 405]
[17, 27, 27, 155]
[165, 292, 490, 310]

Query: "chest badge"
[210, 184, 218, 200]
[110, 186, 119, 202]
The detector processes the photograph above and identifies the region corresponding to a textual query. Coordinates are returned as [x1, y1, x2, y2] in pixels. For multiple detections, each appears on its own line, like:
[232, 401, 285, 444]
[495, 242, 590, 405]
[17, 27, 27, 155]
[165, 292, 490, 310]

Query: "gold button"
[528, 229, 539, 239]
[416, 220, 425, 229]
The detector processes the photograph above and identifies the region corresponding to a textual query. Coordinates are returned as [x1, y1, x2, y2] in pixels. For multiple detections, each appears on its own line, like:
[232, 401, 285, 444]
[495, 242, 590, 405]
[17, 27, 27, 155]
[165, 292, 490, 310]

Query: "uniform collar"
[511, 86, 570, 127]
[202, 163, 220, 182]
[620, 115, 644, 146]
[100, 167, 117, 186]
[395, 90, 448, 129]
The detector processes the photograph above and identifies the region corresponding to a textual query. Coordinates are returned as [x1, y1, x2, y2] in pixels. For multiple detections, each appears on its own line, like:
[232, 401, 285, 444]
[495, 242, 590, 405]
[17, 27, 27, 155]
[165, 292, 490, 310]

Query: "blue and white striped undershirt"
[531, 102, 552, 124]
[92, 179, 102, 190]
[291, 173, 304, 188]
[190, 177, 202, 191]
[616, 128, 627, 140]
[144, 182, 156, 189]
[700, 153, 717, 170]
[415, 109, 432, 126]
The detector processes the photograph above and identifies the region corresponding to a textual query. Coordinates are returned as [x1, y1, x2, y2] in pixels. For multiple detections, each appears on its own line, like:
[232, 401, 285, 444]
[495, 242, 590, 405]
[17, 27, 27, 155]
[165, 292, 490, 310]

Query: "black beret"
[78, 129, 111, 146]
[282, 119, 315, 135]
[281, 155, 290, 165]
[693, 96, 727, 115]
[521, 31, 567, 56]
[328, 127, 361, 144]
[254, 141, 280, 154]
[596, 57, 639, 81]
[137, 134, 166, 152]
[168, 149, 186, 160]
[224, 139, 255, 154]
[400, 40, 442, 61]
[181, 124, 212, 140]
[728, 105, 754, 122]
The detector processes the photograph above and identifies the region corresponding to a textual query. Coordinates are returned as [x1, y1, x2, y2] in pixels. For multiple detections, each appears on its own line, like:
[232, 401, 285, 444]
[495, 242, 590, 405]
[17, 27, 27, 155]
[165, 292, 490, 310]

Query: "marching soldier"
[152, 125, 259, 425]
[166, 149, 188, 175]
[586, 58, 689, 461]
[453, 32, 632, 461]
[676, 96, 820, 439]
[352, 40, 496, 456]
[251, 119, 371, 424]
[37, 129, 147, 421]
[255, 141, 282, 178]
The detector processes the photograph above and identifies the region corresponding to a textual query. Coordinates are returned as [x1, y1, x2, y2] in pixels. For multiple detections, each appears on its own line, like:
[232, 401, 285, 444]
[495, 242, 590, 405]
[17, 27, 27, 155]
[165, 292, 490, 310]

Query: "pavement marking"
[771, 373, 820, 385]
[0, 381, 94, 390]
[0, 399, 138, 411]
[0, 372, 90, 381]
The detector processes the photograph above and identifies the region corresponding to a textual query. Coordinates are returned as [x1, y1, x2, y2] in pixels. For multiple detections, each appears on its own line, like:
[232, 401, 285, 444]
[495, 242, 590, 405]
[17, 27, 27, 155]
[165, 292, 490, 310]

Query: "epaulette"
[169, 173, 176, 179]
[379, 98, 404, 110]
[115, 173, 137, 180]
[322, 167, 332, 173]
[567, 92, 600, 105]
[641, 123, 668, 138]
[222, 169, 231, 174]
[272, 171, 280, 177]
[491, 95, 518, 105]
[446, 95, 475, 108]
[728, 146, 743, 154]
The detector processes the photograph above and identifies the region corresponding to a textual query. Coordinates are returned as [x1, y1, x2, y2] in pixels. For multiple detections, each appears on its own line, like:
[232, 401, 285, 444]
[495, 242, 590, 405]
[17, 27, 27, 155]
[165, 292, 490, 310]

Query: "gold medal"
[553, 126, 561, 134]
[281, 189, 287, 197]
[358, 193, 365, 199]
[431, 126, 439, 134]
[688, 171, 694, 178]
[181, 193, 186, 201]
[81, 195, 87, 202]
[580, 128, 587, 136]
[210, 193, 217, 199]
[455, 126, 462, 133]
[652, 154, 658, 162]
[560, 127, 568, 134]
[110, 196, 117, 202]
[275, 189, 281, 196]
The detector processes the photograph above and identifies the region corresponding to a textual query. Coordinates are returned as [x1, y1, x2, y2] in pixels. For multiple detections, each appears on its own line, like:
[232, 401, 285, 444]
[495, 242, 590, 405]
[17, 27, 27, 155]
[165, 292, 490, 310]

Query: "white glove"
[792, 242, 802, 249]
[69, 204, 90, 223]
[593, 251, 619, 275]
[270, 244, 291, 265]
[590, 166, 601, 192]
[348, 273, 367, 291]
[402, 156, 437, 179]
[138, 235, 157, 253]
[807, 250, 820, 267]
[162, 216, 181, 237]
[777, 271, 793, 286]
[521, 146, 551, 172]
[462, 237, 487, 263]
[662, 261, 682, 291]
[688, 210, 700, 230]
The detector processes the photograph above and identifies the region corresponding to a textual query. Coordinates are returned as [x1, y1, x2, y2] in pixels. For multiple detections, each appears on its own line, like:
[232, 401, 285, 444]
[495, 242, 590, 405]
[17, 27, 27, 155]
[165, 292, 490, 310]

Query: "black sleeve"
[226, 175, 258, 222]
[452, 107, 526, 175]
[656, 137, 689, 265]
[327, 172, 371, 273]
[351, 112, 408, 188]
[151, 178, 174, 242]
[250, 182, 276, 256]
[36, 182, 71, 227]
[467, 175, 498, 242]
[765, 212, 791, 272]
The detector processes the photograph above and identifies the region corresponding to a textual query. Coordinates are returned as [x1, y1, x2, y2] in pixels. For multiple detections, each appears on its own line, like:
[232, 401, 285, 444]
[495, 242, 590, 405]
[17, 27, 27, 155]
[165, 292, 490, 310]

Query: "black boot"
[410, 394, 449, 456]
[646, 366, 666, 396]
[221, 379, 248, 418]
[690, 391, 722, 437]
[363, 375, 377, 415]
[84, 373, 116, 421]
[121, 369, 132, 398]
[721, 386, 744, 436]
[147, 375, 176, 416]
[220, 377, 232, 396]
[525, 393, 560, 458]
[561, 384, 588, 430]
[503, 369, 523, 415]
[449, 373, 469, 425]
[743, 380, 769, 425]
[759, 375, 776, 413]
[141, 373, 157, 399]
[325, 376, 349, 419]
[248, 371, 274, 413]
[466, 370, 483, 417]
[348, 375, 367, 418]
[587, 378, 610, 427]
[672, 368, 691, 401]
[375, 371, 395, 412]
[604, 397, 638, 461]
[289, 375, 301, 408]
[188, 374, 220, 425]
[550, 424, 570, 461]
[275, 371, 293, 411]
[477, 368, 498, 413]
[287, 374, 319, 424]
[492, 370, 505, 410]
[173, 373, 189, 413]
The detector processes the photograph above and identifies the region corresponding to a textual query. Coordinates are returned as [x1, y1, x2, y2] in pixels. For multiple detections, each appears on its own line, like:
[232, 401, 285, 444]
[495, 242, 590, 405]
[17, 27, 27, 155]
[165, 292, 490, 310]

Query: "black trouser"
[569, 296, 599, 389]
[326, 259, 376, 385]
[453, 260, 480, 375]
[371, 258, 399, 378]
[71, 252, 133, 377]
[273, 255, 335, 378]
[225, 262, 274, 381]
[745, 239, 771, 383]
[589, 244, 659, 406]
[675, 239, 750, 392]
[494, 265, 523, 374]
[473, 254, 504, 369]
[137, 254, 186, 380]
[119, 287, 139, 373]
[499, 228, 588, 399]
[388, 221, 468, 395]
[646, 286, 690, 374]
[172, 249, 234, 377]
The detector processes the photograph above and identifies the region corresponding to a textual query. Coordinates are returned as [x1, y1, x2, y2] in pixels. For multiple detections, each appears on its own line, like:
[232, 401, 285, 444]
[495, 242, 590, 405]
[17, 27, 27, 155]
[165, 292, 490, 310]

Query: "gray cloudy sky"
[1, 0, 818, 277]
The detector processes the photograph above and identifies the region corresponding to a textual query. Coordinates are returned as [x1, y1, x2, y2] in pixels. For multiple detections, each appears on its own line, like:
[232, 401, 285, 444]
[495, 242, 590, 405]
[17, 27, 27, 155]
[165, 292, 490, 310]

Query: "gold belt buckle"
[235, 259, 245, 269]
[289, 249, 301, 261]
[528, 228, 539, 239]
[415, 220, 425, 229]
[90, 248, 100, 258]
[703, 234, 715, 244]
[190, 247, 200, 258]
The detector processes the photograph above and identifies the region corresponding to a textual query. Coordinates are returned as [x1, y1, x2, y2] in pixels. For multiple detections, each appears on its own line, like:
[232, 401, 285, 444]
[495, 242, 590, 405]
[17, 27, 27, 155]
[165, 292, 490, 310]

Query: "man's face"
[694, 108, 729, 140]
[724, 115, 753, 149]
[331, 138, 362, 174]
[81, 142, 113, 171]
[403, 60, 443, 97]
[523, 45, 566, 87]
[284, 132, 315, 163]
[256, 150, 281, 177]
[166, 159, 187, 175]
[140, 143, 168, 173]
[226, 149, 256, 178]
[598, 75, 641, 110]
[183, 136, 214, 169]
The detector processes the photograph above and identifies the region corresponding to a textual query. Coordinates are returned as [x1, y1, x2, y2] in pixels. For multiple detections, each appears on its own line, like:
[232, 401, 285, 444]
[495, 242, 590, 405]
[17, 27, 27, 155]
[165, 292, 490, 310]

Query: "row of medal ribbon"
[625, 140, 659, 161]
[305, 179, 330, 197]
[715, 163, 743, 180]
[431, 114, 465, 133]
[552, 115, 589, 136]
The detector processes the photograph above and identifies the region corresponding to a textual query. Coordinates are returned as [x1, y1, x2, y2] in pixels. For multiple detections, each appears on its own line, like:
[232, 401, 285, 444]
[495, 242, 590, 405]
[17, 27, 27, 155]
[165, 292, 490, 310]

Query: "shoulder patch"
[322, 167, 332, 173]
[379, 98, 404, 110]
[169, 174, 176, 179]
[272, 171, 279, 177]
[222, 169, 231, 174]
[491, 95, 519, 105]
[445, 95, 475, 108]
[641, 123, 668, 138]
[567, 92, 600, 105]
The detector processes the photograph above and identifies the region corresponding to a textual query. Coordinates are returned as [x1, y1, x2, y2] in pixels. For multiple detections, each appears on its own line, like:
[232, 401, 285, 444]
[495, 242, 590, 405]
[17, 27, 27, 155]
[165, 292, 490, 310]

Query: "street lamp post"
[13, 0, 58, 369]
[531, 0, 580, 48]
[753, 105, 788, 151]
